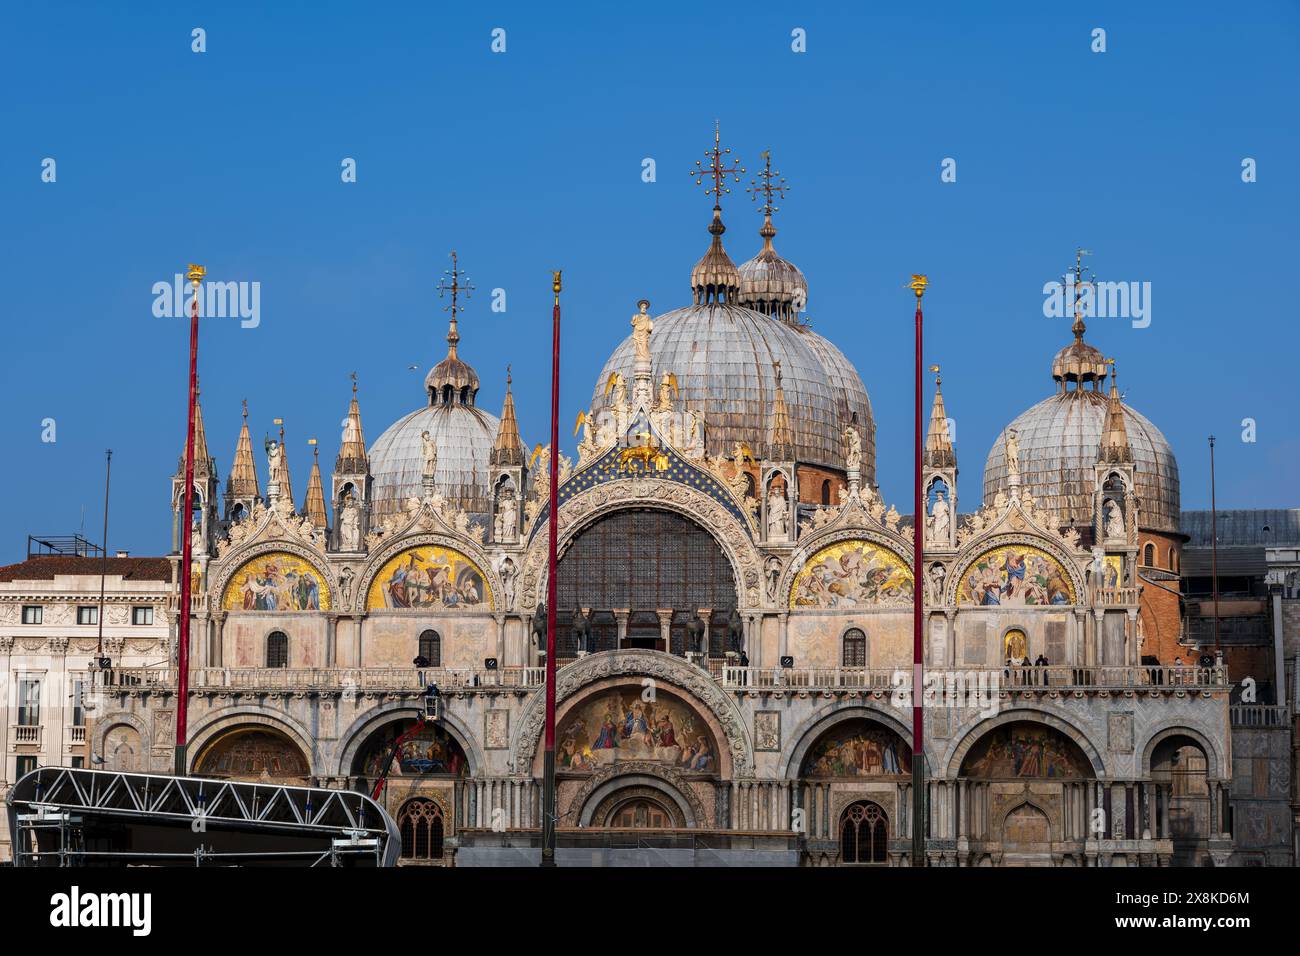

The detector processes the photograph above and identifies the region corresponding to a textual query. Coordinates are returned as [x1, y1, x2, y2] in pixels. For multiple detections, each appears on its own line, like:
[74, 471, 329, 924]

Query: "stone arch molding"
[352, 530, 502, 615]
[333, 700, 485, 778]
[209, 540, 336, 611]
[518, 478, 765, 612]
[941, 706, 1108, 779]
[510, 650, 755, 778]
[944, 531, 1088, 608]
[1140, 724, 1223, 779]
[185, 706, 318, 774]
[776, 525, 914, 606]
[572, 761, 708, 828]
[779, 701, 914, 778]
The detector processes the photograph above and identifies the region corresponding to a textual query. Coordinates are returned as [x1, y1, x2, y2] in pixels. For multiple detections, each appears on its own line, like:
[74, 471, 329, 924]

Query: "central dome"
[591, 302, 875, 480]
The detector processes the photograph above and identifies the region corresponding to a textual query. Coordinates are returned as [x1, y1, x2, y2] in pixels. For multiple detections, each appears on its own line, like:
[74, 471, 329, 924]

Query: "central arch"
[555, 508, 740, 656]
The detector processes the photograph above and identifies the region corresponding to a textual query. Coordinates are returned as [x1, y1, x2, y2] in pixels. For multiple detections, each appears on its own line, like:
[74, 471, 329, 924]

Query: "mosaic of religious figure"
[357, 721, 468, 778]
[960, 722, 1091, 779]
[956, 545, 1076, 606]
[556, 690, 717, 773]
[789, 540, 913, 608]
[801, 720, 911, 777]
[195, 730, 309, 779]
[366, 545, 492, 610]
[221, 552, 330, 611]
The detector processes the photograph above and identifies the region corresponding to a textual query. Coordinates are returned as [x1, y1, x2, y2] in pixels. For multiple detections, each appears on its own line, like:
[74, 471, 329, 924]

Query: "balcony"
[1095, 586, 1142, 606]
[1230, 704, 1289, 728]
[719, 664, 1228, 693]
[69, 726, 87, 744]
[95, 656, 1229, 699]
[10, 724, 42, 747]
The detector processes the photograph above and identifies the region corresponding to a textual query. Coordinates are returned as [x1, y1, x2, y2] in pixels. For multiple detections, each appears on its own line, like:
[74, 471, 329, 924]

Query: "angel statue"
[842, 423, 862, 473]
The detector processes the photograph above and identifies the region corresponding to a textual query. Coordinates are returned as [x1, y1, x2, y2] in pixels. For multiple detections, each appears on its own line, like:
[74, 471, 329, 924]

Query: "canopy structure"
[6, 766, 400, 867]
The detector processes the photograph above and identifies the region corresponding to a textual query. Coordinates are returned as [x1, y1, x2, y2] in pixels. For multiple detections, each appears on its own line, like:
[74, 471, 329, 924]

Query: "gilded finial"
[350, 371, 357, 395]
[910, 274, 929, 300]
[929, 363, 941, 387]
[186, 263, 206, 287]
[690, 121, 745, 209]
[506, 363, 512, 387]
[552, 270, 562, 303]
[437, 251, 475, 357]
[747, 149, 787, 238]
[1066, 248, 1097, 342]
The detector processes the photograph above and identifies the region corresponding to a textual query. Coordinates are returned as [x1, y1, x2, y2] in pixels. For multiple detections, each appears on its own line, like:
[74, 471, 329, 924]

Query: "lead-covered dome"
[591, 302, 875, 480]
[370, 308, 497, 520]
[983, 335, 1180, 533]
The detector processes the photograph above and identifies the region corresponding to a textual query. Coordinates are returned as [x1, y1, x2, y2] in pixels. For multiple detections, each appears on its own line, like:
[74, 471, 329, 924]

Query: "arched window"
[418, 630, 442, 666]
[840, 801, 887, 864]
[1169, 548, 1177, 571]
[266, 631, 288, 668]
[398, 798, 445, 860]
[1143, 543, 1155, 566]
[842, 628, 867, 667]
[821, 479, 831, 506]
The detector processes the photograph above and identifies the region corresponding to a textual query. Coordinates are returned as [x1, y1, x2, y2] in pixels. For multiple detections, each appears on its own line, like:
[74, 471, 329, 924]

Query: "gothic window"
[418, 630, 442, 666]
[398, 799, 445, 860]
[1143, 543, 1155, 566]
[266, 631, 289, 668]
[840, 801, 887, 864]
[842, 628, 867, 667]
[821, 479, 831, 505]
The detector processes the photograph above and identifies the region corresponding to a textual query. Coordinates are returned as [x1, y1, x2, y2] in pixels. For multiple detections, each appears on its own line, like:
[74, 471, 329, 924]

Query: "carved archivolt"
[517, 478, 765, 611]
[570, 759, 709, 827]
[510, 650, 755, 778]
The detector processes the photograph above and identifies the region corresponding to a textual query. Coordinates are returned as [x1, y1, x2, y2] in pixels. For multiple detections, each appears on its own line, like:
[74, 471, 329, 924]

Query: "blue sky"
[2, 1, 1296, 557]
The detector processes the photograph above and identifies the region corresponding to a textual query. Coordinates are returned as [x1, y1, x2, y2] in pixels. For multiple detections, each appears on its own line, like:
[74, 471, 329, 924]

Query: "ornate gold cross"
[747, 149, 787, 217]
[690, 121, 744, 204]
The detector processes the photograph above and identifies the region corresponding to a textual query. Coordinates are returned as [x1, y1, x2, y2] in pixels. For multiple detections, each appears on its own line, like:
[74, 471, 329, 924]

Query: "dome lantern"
[737, 150, 808, 323]
[688, 122, 745, 305]
[425, 251, 481, 406]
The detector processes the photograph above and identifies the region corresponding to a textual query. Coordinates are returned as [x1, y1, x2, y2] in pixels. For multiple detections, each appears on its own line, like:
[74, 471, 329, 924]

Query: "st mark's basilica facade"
[27, 141, 1235, 867]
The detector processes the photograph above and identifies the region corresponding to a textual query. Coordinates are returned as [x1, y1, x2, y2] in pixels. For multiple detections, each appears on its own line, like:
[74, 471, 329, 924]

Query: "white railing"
[1096, 586, 1142, 606]
[187, 666, 546, 692]
[1230, 704, 1289, 728]
[11, 724, 42, 746]
[69, 726, 87, 744]
[720, 664, 1228, 692]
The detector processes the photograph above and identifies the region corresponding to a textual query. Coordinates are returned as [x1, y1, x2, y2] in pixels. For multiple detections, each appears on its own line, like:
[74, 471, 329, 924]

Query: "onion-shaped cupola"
[737, 150, 807, 323]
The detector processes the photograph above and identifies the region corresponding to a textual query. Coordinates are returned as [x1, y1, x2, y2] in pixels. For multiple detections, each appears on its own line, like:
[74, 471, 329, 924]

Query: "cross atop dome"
[688, 123, 745, 304]
[427, 251, 482, 405]
[1051, 248, 1108, 390]
[437, 250, 476, 359]
[747, 149, 788, 237]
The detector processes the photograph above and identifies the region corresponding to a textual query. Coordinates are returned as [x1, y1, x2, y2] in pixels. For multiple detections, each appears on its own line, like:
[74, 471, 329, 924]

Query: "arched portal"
[800, 718, 912, 778]
[1150, 735, 1212, 866]
[555, 508, 738, 657]
[192, 727, 310, 784]
[351, 718, 470, 792]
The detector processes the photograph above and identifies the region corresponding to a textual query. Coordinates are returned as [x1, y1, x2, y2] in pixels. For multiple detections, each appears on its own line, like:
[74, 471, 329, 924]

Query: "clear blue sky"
[2, 1, 1296, 558]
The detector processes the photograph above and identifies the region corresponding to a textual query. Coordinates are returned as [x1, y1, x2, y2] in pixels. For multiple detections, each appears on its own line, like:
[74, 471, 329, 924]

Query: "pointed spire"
[767, 360, 795, 461]
[276, 420, 295, 507]
[1098, 358, 1133, 463]
[491, 366, 526, 467]
[304, 441, 328, 528]
[179, 378, 215, 479]
[227, 399, 260, 498]
[924, 365, 956, 469]
[336, 374, 369, 473]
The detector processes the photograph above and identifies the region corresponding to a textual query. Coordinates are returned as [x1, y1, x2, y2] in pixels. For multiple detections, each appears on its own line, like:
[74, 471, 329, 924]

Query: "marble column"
[656, 608, 674, 653]
[613, 608, 629, 649]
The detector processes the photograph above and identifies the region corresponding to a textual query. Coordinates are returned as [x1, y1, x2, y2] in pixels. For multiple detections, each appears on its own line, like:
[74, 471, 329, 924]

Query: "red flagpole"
[910, 274, 928, 866]
[541, 270, 562, 866]
[175, 265, 204, 775]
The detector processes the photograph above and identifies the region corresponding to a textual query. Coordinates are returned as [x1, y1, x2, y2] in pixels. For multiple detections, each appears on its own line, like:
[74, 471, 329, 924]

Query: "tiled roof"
[0, 556, 172, 583]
